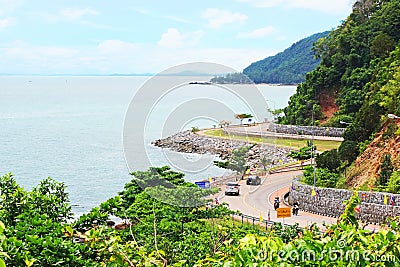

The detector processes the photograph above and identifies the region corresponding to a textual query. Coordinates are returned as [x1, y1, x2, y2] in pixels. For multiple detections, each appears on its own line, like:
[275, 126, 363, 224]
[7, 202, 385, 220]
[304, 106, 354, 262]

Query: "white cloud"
[0, 39, 276, 74]
[60, 8, 99, 20]
[97, 40, 141, 54]
[237, 0, 354, 15]
[0, 17, 15, 30]
[157, 28, 203, 48]
[202, 8, 248, 28]
[132, 7, 150, 15]
[0, 0, 23, 16]
[162, 15, 192, 24]
[158, 28, 185, 48]
[237, 26, 278, 38]
[3, 41, 79, 60]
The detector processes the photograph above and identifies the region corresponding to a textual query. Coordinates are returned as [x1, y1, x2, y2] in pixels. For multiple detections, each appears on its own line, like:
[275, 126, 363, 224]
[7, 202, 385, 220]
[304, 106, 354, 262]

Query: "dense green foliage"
[243, 32, 328, 84]
[316, 149, 340, 172]
[287, 140, 315, 161]
[210, 72, 252, 84]
[387, 171, 400, 193]
[214, 146, 251, 178]
[0, 173, 95, 266]
[0, 221, 7, 267]
[1, 170, 399, 266]
[198, 193, 400, 266]
[379, 154, 394, 187]
[280, 0, 400, 189]
[302, 166, 340, 188]
[281, 0, 400, 129]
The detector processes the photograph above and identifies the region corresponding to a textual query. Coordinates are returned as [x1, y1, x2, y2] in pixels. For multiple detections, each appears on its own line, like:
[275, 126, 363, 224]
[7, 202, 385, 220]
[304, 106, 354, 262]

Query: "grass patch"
[203, 129, 341, 152]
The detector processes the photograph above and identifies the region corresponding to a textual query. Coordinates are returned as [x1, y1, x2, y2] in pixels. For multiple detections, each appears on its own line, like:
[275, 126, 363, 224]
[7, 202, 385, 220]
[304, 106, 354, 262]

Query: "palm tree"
[259, 155, 271, 171]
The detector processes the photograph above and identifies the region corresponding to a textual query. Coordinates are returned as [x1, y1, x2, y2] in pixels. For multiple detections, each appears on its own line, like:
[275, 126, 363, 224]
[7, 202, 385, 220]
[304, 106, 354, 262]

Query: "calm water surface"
[0, 76, 296, 214]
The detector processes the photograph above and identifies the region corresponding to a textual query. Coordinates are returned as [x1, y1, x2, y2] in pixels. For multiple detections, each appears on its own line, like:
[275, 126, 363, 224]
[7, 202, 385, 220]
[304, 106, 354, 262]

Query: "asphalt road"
[217, 170, 338, 228]
[225, 123, 344, 142]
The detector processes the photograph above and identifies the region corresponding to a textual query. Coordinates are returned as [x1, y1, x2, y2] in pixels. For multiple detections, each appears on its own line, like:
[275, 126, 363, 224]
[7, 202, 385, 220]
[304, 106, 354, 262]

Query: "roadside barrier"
[288, 178, 400, 225]
[231, 212, 288, 229]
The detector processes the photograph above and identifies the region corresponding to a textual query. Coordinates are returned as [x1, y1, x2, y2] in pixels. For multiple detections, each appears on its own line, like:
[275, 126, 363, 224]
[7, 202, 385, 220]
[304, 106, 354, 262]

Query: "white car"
[225, 182, 240, 196]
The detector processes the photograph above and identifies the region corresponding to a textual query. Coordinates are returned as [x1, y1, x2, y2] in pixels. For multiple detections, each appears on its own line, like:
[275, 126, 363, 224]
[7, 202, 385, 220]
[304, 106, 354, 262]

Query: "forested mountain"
[280, 0, 400, 188]
[280, 0, 400, 127]
[243, 31, 329, 84]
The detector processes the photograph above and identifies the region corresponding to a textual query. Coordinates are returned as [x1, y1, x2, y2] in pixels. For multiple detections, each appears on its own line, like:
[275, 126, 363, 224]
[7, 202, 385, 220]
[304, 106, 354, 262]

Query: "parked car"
[246, 175, 261, 185]
[225, 182, 240, 196]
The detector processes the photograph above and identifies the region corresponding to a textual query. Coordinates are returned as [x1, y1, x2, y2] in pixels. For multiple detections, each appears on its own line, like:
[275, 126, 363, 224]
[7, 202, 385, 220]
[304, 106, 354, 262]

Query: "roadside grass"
[203, 129, 341, 152]
[202, 216, 269, 232]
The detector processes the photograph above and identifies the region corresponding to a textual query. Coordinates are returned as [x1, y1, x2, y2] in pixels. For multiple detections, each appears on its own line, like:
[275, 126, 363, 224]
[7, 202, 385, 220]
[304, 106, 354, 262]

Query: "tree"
[386, 171, 400, 193]
[191, 126, 199, 133]
[214, 146, 251, 179]
[370, 33, 396, 58]
[302, 166, 340, 187]
[259, 155, 272, 171]
[234, 113, 253, 125]
[338, 140, 359, 164]
[0, 221, 7, 267]
[379, 67, 400, 115]
[287, 140, 315, 160]
[316, 149, 340, 172]
[379, 154, 393, 186]
[218, 120, 230, 128]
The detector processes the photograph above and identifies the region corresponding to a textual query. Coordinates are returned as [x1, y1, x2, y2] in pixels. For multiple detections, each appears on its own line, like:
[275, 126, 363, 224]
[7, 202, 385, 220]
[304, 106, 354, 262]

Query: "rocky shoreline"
[152, 130, 295, 169]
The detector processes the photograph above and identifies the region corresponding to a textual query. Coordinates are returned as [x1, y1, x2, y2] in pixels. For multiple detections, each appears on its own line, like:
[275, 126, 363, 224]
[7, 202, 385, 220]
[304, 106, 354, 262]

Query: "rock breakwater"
[152, 130, 295, 168]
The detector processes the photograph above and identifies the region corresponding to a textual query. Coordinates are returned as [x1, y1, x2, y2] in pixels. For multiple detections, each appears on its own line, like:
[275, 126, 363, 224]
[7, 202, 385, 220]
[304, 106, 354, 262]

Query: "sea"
[0, 76, 296, 215]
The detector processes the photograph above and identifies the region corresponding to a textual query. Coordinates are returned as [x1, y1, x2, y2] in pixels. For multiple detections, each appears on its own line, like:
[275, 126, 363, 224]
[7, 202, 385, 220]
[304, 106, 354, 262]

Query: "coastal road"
[216, 170, 338, 228]
[224, 123, 344, 142]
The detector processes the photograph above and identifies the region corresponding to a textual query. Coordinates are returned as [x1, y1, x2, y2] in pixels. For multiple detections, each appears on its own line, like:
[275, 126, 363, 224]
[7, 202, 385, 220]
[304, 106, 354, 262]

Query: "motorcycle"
[273, 198, 280, 210]
[292, 204, 299, 215]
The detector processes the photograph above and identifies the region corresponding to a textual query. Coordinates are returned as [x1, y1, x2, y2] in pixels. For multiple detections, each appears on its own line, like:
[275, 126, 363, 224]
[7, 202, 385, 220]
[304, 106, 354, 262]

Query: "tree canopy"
[243, 31, 328, 84]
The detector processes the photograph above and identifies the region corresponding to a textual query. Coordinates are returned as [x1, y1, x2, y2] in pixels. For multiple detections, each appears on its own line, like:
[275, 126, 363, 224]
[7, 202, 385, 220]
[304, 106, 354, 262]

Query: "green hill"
[243, 31, 329, 84]
[279, 0, 400, 189]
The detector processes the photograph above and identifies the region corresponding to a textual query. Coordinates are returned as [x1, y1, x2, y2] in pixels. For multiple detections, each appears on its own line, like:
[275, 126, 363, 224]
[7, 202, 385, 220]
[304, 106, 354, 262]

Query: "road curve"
[217, 170, 338, 228]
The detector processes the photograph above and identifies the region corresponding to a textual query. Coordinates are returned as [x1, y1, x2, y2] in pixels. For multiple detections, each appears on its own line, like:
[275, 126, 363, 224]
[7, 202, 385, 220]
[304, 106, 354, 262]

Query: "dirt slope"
[346, 119, 400, 187]
[319, 90, 338, 124]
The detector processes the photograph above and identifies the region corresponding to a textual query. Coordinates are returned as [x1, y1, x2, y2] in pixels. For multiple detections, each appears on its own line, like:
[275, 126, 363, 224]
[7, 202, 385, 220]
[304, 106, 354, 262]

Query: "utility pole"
[311, 105, 316, 188]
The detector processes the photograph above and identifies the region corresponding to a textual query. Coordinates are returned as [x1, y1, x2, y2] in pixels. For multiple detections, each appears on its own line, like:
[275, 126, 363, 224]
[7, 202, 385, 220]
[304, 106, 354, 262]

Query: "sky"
[0, 0, 355, 75]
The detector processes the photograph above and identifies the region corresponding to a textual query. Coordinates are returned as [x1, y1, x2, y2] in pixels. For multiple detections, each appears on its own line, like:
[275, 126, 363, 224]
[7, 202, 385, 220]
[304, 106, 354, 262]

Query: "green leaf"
[0, 221, 5, 235]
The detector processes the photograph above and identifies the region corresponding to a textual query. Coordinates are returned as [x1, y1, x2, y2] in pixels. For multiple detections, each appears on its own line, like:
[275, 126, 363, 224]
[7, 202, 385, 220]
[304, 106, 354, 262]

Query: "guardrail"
[269, 163, 309, 174]
[231, 212, 292, 229]
[230, 212, 327, 234]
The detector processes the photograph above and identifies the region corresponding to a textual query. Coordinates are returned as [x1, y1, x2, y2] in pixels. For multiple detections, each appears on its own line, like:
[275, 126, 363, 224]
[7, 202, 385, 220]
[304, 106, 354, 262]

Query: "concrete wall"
[288, 178, 400, 224]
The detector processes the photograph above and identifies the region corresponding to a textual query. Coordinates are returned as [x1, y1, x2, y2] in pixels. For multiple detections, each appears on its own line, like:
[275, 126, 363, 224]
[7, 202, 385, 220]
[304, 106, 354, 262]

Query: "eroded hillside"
[347, 119, 400, 187]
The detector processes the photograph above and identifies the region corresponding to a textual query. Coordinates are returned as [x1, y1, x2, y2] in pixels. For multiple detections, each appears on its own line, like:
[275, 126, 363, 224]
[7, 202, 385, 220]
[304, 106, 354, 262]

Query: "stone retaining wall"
[269, 124, 345, 137]
[288, 178, 400, 224]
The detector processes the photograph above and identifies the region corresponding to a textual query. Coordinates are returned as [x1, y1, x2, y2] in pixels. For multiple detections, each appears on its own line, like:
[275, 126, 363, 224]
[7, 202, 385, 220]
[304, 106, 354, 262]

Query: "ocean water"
[0, 76, 296, 214]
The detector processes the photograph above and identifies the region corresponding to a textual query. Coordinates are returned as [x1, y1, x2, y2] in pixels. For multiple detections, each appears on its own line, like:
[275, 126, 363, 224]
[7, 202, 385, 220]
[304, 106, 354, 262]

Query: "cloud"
[0, 39, 276, 74]
[3, 41, 79, 60]
[202, 8, 248, 28]
[237, 0, 354, 15]
[60, 8, 99, 21]
[162, 15, 192, 24]
[0, 0, 23, 16]
[97, 39, 141, 54]
[237, 26, 278, 38]
[0, 17, 15, 30]
[157, 28, 203, 48]
[132, 7, 150, 15]
[158, 28, 185, 48]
